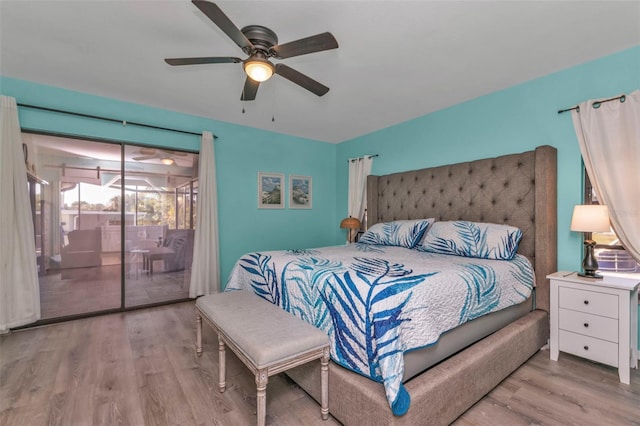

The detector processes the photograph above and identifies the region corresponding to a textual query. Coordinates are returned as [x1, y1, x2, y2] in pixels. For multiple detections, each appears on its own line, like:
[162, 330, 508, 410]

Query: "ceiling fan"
[132, 148, 188, 166]
[165, 0, 339, 101]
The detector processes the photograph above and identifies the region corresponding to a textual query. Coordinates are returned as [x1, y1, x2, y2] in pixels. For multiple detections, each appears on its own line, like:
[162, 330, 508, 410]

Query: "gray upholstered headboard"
[366, 145, 557, 312]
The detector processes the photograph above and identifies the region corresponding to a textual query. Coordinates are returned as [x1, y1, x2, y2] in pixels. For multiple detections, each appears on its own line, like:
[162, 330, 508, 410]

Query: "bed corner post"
[534, 145, 557, 314]
[367, 175, 379, 228]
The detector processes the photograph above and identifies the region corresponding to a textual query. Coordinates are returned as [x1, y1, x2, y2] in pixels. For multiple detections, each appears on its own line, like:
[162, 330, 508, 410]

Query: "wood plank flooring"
[454, 346, 640, 426]
[1, 301, 638, 426]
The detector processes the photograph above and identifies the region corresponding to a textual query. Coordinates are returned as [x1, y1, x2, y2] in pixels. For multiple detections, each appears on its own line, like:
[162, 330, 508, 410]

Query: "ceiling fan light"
[161, 158, 175, 166]
[244, 58, 274, 82]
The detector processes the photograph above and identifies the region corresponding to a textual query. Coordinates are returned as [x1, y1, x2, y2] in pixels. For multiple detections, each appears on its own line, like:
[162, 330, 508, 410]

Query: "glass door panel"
[29, 134, 123, 319]
[123, 145, 198, 307]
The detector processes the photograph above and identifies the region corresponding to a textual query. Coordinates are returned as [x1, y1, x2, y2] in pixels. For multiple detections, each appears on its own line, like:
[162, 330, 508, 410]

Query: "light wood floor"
[1, 301, 638, 426]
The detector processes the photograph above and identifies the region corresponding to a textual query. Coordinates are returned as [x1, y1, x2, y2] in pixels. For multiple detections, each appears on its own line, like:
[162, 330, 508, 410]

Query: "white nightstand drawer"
[559, 287, 618, 318]
[558, 308, 618, 342]
[559, 330, 618, 367]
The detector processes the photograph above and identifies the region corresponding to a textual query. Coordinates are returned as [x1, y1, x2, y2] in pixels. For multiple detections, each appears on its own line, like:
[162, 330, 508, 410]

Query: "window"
[585, 172, 640, 273]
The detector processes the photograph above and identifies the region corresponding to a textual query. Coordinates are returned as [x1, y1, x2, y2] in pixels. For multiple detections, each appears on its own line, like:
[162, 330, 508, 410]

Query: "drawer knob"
[583, 323, 589, 328]
[583, 300, 589, 305]
[583, 345, 589, 351]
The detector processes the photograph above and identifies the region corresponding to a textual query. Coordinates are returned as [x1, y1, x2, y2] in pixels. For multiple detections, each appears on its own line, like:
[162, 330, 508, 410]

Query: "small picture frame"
[289, 175, 312, 209]
[258, 172, 284, 209]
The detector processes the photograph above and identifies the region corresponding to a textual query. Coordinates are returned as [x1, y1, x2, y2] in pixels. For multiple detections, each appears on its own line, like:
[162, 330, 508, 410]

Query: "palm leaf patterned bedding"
[225, 243, 534, 416]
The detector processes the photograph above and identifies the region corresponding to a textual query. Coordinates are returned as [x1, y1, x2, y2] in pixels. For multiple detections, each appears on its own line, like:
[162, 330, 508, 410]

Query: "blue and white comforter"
[225, 244, 534, 416]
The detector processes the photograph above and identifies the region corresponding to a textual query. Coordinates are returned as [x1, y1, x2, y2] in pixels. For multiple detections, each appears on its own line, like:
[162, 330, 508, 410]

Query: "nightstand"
[548, 271, 639, 384]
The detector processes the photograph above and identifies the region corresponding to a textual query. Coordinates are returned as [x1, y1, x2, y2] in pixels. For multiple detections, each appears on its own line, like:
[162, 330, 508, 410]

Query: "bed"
[227, 145, 557, 425]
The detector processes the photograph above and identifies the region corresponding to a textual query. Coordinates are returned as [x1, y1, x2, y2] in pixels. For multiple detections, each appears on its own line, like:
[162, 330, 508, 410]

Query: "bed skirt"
[286, 309, 548, 426]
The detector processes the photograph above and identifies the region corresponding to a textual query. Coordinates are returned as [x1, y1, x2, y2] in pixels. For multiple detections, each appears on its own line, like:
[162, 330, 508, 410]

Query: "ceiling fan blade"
[271, 32, 338, 59]
[241, 77, 260, 101]
[192, 1, 253, 52]
[138, 147, 157, 155]
[133, 155, 159, 161]
[165, 57, 241, 66]
[161, 149, 188, 157]
[275, 63, 329, 97]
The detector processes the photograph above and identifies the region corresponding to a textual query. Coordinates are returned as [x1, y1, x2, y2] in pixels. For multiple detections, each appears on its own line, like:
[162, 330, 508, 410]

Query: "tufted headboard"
[366, 145, 557, 312]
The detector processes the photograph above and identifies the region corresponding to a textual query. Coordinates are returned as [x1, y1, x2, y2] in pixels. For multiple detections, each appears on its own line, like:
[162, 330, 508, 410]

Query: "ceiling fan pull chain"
[272, 80, 276, 122]
[241, 66, 246, 114]
[241, 84, 245, 114]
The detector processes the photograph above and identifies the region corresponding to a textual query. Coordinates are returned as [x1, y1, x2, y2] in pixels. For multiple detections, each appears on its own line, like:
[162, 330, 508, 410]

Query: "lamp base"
[577, 271, 603, 279]
[579, 240, 602, 279]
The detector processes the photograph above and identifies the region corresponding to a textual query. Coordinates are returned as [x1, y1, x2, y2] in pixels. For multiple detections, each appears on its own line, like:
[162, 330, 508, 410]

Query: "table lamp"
[340, 216, 361, 243]
[570, 204, 610, 279]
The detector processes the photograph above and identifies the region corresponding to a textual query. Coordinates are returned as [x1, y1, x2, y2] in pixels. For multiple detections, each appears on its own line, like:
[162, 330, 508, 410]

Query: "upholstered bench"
[196, 291, 330, 426]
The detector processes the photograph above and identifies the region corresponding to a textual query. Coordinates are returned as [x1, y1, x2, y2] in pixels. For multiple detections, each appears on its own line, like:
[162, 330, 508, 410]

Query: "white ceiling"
[1, 1, 639, 144]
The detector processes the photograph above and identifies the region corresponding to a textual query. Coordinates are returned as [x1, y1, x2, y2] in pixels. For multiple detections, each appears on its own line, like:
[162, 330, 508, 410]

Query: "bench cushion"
[196, 291, 329, 369]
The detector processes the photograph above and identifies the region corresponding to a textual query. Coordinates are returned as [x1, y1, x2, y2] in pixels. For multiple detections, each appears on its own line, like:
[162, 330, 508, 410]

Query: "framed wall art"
[258, 172, 284, 209]
[289, 175, 312, 209]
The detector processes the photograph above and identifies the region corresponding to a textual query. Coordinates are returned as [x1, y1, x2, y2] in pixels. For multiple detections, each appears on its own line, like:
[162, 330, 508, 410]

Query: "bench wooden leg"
[255, 369, 268, 426]
[218, 334, 226, 393]
[195, 312, 202, 356]
[321, 347, 330, 420]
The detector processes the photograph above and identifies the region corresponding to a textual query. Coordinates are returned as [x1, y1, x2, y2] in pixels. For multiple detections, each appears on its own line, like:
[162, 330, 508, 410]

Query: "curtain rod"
[17, 103, 216, 138]
[347, 154, 379, 163]
[557, 94, 626, 114]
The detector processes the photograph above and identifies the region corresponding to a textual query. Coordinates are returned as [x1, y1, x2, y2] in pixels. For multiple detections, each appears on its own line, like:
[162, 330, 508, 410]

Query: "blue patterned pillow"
[358, 219, 433, 248]
[418, 221, 522, 260]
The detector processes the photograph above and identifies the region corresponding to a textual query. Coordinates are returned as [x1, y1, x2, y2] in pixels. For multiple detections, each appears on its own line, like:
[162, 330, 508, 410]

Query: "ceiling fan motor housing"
[241, 25, 278, 54]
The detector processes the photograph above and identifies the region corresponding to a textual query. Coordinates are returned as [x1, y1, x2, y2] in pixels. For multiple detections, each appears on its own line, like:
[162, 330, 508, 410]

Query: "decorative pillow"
[358, 219, 433, 248]
[418, 221, 522, 260]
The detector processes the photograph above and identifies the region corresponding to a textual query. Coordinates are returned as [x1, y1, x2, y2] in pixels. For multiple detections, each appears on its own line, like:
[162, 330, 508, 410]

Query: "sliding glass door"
[25, 133, 198, 320]
[123, 145, 197, 308]
[27, 134, 123, 318]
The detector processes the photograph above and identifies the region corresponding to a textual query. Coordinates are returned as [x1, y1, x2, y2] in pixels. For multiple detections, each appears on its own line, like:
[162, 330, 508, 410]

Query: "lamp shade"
[570, 205, 610, 233]
[244, 58, 274, 82]
[340, 217, 361, 230]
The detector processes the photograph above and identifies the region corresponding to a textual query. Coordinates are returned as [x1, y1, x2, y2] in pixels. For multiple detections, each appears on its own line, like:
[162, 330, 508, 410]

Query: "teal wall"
[0, 76, 337, 284]
[336, 46, 640, 272]
[2, 45, 639, 286]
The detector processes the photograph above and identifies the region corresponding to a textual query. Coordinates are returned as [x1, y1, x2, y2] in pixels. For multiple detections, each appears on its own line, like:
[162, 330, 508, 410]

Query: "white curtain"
[189, 131, 220, 297]
[0, 96, 40, 332]
[571, 90, 640, 262]
[348, 155, 373, 226]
